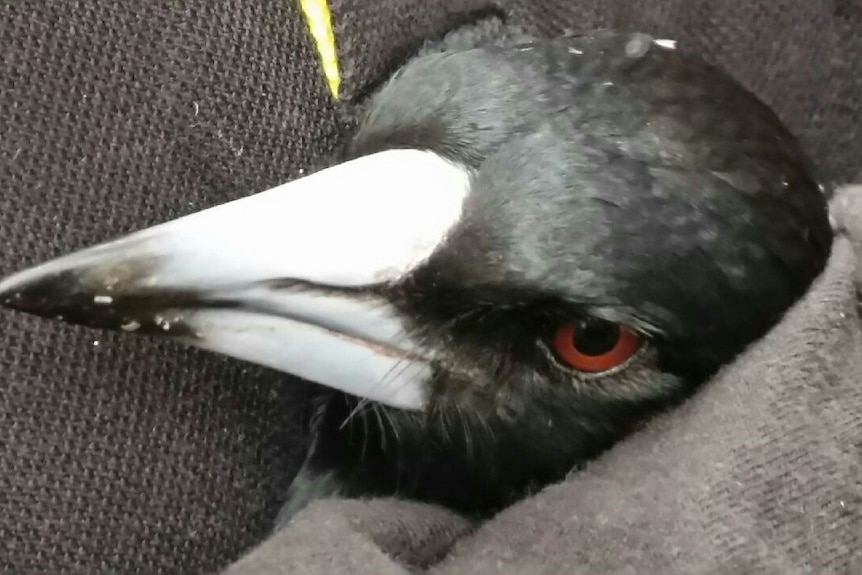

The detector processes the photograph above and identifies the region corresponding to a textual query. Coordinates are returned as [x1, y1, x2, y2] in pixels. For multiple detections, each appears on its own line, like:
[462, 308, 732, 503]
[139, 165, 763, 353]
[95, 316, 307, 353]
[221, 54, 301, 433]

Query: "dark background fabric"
[0, 1, 860, 573]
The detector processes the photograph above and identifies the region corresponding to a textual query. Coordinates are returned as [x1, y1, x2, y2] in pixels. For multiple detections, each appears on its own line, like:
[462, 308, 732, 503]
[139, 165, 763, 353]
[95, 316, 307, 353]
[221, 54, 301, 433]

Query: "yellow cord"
[299, 0, 341, 99]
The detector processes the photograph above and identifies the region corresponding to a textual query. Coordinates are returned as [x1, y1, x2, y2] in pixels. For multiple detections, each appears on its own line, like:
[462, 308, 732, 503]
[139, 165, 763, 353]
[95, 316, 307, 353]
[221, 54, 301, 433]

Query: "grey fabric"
[223, 185, 862, 573]
[1, 0, 861, 574]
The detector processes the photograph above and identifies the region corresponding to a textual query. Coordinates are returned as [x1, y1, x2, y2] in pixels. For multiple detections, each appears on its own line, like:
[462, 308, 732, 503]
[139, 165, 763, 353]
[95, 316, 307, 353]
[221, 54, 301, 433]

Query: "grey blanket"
[220, 185, 862, 573]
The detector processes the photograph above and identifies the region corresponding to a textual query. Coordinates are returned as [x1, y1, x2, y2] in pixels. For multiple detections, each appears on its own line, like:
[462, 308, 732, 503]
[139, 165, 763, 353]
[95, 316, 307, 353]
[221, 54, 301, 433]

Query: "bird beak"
[0, 149, 470, 411]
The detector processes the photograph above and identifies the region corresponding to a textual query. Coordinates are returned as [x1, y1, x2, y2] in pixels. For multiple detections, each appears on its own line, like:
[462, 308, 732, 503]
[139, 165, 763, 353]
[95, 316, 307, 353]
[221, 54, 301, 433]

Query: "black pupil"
[572, 319, 621, 356]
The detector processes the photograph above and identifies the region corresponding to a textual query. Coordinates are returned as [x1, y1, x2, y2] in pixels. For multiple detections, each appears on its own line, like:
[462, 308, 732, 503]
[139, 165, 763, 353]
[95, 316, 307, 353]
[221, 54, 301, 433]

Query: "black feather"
[276, 32, 832, 525]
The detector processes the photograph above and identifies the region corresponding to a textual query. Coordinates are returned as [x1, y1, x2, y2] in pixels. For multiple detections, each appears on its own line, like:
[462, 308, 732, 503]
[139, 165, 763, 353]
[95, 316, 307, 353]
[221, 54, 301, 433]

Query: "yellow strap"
[299, 0, 341, 99]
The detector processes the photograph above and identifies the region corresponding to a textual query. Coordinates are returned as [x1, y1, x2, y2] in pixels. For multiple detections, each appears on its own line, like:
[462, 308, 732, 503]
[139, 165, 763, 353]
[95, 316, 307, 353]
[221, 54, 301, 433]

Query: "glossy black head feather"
[351, 32, 831, 378]
[273, 32, 834, 522]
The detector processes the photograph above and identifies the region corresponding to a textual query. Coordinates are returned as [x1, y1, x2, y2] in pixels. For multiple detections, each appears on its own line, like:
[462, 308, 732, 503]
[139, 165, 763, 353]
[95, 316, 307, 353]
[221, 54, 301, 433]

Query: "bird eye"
[551, 318, 641, 373]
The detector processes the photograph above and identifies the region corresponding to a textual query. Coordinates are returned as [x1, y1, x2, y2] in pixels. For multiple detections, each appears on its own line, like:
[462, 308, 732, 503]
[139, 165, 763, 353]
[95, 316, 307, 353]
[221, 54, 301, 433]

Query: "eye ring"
[551, 319, 642, 374]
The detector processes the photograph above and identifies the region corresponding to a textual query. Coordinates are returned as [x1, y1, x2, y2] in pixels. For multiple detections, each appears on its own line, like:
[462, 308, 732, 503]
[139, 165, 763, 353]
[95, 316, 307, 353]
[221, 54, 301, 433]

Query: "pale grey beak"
[0, 149, 471, 410]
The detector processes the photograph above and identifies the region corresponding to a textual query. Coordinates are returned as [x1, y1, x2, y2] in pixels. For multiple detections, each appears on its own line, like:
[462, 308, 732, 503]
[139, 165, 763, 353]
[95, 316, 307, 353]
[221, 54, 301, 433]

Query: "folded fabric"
[222, 184, 862, 574]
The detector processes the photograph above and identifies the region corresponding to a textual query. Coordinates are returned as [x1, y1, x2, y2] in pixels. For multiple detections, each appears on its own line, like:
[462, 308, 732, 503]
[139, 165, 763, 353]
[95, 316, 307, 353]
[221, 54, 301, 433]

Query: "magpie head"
[341, 31, 832, 410]
[0, 33, 832, 509]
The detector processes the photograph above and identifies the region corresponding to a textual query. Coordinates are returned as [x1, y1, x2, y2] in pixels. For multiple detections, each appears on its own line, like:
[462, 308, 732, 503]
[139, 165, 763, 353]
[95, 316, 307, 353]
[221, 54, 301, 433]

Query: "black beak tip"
[0, 267, 206, 339]
[0, 268, 118, 328]
[0, 271, 41, 314]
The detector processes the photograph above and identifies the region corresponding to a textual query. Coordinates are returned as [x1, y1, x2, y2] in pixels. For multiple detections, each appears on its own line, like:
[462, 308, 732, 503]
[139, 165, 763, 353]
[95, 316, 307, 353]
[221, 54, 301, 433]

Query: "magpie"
[0, 32, 832, 526]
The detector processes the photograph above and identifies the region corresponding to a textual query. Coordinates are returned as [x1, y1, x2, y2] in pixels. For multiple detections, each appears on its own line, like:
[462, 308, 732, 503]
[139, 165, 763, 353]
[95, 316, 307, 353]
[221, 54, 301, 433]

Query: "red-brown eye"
[552, 318, 641, 373]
